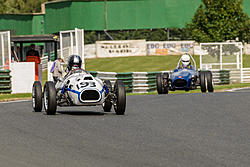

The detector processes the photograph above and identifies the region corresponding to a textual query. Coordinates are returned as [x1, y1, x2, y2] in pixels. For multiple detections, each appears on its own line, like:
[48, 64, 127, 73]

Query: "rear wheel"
[32, 81, 42, 112]
[44, 81, 57, 115]
[103, 80, 112, 112]
[162, 73, 169, 94]
[206, 71, 214, 92]
[114, 80, 126, 115]
[156, 73, 163, 94]
[200, 71, 207, 93]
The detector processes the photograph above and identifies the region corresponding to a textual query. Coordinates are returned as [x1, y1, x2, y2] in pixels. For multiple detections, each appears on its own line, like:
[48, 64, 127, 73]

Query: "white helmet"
[181, 54, 191, 67]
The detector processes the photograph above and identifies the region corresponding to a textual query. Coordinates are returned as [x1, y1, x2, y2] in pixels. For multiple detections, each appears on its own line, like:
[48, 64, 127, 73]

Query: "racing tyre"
[206, 71, 214, 92]
[44, 81, 57, 115]
[114, 80, 126, 115]
[156, 73, 163, 94]
[156, 73, 168, 94]
[199, 71, 207, 93]
[32, 81, 42, 112]
[162, 73, 169, 94]
[103, 80, 112, 112]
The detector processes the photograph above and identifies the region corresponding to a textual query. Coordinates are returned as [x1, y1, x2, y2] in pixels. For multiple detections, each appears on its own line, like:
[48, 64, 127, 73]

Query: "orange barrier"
[4, 59, 14, 70]
[26, 56, 41, 81]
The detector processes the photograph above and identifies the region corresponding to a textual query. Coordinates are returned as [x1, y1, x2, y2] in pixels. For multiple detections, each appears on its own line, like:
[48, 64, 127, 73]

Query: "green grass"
[0, 93, 32, 101]
[85, 55, 250, 72]
[128, 83, 250, 95]
[85, 55, 199, 72]
[42, 70, 47, 86]
[243, 55, 250, 68]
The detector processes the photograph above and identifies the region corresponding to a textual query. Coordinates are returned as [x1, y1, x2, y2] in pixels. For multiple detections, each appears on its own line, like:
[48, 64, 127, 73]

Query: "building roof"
[11, 35, 59, 43]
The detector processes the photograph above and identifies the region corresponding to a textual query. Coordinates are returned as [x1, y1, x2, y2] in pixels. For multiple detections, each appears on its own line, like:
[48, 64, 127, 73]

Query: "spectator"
[26, 44, 41, 81]
[26, 44, 40, 62]
[51, 58, 64, 83]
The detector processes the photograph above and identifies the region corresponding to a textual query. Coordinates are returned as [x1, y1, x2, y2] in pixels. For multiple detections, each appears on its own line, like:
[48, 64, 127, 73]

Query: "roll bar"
[176, 53, 196, 69]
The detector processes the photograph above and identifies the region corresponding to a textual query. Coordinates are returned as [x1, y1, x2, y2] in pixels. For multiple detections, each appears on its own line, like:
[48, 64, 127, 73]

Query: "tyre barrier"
[116, 72, 133, 93]
[219, 70, 230, 85]
[89, 71, 166, 93]
[89, 70, 231, 93]
[0, 70, 11, 94]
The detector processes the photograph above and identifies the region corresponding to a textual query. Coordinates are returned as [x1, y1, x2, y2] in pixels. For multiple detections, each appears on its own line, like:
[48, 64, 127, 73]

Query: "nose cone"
[171, 70, 192, 88]
[172, 70, 192, 80]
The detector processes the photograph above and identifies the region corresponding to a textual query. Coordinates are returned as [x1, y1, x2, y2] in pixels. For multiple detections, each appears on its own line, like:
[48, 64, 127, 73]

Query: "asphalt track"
[0, 92, 250, 167]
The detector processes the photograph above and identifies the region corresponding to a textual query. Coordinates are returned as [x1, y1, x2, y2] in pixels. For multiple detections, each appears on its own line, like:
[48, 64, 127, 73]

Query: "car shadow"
[57, 110, 113, 116]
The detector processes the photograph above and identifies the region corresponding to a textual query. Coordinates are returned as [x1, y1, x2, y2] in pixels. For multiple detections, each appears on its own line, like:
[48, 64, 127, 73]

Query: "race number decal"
[79, 82, 96, 88]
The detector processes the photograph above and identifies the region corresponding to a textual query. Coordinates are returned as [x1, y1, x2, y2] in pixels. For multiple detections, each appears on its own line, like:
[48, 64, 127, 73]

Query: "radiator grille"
[173, 79, 187, 87]
[81, 90, 100, 101]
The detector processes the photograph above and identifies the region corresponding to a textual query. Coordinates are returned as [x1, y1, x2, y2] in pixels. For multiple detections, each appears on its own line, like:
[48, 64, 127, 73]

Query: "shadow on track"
[57, 110, 105, 116]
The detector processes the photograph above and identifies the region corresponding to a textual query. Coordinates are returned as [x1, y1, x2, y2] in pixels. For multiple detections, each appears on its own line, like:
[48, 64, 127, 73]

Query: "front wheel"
[113, 80, 126, 115]
[32, 81, 42, 112]
[102, 80, 112, 112]
[44, 81, 57, 115]
[206, 71, 214, 92]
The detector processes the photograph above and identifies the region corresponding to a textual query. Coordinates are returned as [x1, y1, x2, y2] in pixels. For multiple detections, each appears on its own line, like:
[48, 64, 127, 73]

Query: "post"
[200, 43, 202, 70]
[240, 43, 243, 83]
[104, 0, 107, 30]
[1, 35, 4, 68]
[54, 41, 58, 60]
[70, 32, 73, 55]
[167, 28, 170, 40]
[236, 52, 239, 69]
[20, 43, 23, 61]
[75, 28, 79, 55]
[82, 29, 85, 69]
[60, 32, 63, 60]
[220, 44, 222, 70]
[7, 31, 11, 69]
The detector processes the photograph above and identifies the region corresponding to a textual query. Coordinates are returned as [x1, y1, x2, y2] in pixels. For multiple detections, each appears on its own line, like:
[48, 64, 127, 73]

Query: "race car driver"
[179, 53, 194, 69]
[65, 55, 88, 77]
[55, 55, 88, 90]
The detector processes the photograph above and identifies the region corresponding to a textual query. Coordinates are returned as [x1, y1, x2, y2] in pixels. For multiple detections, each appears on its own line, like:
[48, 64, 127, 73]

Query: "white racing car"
[32, 55, 126, 115]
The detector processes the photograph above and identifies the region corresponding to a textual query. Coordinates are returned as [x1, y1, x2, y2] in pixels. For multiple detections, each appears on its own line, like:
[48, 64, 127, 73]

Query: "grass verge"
[0, 93, 32, 102]
[85, 55, 250, 72]
[85, 55, 198, 72]
[128, 83, 250, 95]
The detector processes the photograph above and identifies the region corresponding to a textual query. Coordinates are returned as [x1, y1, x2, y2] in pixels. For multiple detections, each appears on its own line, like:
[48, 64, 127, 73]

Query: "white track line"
[226, 87, 250, 92]
[0, 99, 31, 104]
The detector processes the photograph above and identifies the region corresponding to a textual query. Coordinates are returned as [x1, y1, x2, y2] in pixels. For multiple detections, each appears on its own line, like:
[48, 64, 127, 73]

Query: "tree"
[186, 0, 250, 43]
[0, 0, 53, 14]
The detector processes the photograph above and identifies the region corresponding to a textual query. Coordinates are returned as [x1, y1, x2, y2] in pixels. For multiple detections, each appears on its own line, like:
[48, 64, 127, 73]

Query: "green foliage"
[84, 28, 190, 44]
[202, 44, 240, 57]
[0, 0, 53, 14]
[186, 0, 250, 43]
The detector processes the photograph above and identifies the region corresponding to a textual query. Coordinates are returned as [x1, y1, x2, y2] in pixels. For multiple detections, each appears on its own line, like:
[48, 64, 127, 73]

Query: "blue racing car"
[156, 54, 214, 94]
